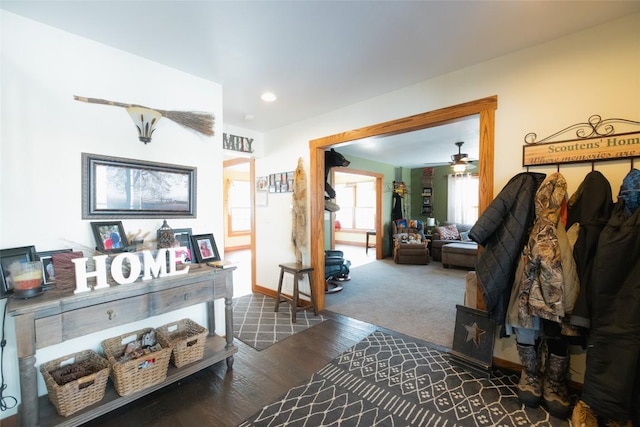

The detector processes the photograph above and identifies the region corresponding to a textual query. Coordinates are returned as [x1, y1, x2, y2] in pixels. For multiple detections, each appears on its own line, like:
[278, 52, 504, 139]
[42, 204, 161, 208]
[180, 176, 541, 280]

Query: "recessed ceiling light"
[244, 113, 255, 121]
[261, 92, 277, 102]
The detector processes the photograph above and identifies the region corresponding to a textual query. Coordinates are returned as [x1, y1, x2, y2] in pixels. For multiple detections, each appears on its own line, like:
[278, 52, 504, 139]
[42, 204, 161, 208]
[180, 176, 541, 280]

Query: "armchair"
[325, 250, 351, 293]
[391, 219, 430, 265]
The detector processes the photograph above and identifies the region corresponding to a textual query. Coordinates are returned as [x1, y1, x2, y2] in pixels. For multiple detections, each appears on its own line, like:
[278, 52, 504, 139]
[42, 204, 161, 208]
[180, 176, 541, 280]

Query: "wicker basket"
[101, 327, 172, 397]
[156, 319, 209, 368]
[40, 350, 110, 417]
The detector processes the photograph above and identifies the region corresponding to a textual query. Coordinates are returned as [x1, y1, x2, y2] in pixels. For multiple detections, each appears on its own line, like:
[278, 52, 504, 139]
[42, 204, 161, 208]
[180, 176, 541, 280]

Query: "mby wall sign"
[223, 133, 254, 154]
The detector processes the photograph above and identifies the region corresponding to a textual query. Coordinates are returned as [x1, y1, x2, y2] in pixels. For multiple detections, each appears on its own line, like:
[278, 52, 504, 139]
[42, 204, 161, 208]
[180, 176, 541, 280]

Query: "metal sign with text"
[223, 133, 254, 153]
[522, 131, 640, 167]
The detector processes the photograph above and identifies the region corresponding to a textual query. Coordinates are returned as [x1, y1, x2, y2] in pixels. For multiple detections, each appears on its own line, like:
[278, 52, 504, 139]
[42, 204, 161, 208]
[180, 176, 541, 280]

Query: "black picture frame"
[90, 221, 129, 253]
[0, 245, 37, 298]
[36, 249, 73, 286]
[190, 233, 221, 263]
[173, 228, 194, 264]
[82, 152, 197, 219]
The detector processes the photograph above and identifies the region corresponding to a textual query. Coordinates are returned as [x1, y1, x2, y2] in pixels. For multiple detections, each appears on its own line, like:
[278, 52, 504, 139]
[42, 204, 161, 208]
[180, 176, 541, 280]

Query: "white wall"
[254, 13, 640, 383]
[2, 10, 639, 419]
[1, 12, 223, 417]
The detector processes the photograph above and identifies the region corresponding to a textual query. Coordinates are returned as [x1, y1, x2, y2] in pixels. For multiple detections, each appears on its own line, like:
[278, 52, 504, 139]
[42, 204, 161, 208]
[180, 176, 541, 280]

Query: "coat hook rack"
[522, 114, 640, 169]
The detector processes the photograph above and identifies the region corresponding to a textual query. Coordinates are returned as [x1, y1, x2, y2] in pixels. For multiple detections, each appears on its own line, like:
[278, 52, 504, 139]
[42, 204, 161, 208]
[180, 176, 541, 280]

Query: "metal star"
[464, 322, 486, 347]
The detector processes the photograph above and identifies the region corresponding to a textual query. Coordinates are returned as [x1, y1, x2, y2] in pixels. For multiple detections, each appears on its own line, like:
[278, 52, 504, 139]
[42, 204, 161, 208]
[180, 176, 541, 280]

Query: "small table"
[365, 231, 376, 254]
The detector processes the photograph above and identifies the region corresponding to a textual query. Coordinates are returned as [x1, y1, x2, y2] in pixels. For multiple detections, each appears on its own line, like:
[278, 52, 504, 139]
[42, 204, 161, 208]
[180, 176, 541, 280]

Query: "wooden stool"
[274, 263, 318, 323]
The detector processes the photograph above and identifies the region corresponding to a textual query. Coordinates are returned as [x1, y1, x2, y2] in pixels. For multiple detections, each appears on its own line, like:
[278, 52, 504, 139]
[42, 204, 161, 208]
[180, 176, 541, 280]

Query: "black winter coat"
[581, 168, 640, 422]
[566, 170, 613, 330]
[469, 172, 546, 330]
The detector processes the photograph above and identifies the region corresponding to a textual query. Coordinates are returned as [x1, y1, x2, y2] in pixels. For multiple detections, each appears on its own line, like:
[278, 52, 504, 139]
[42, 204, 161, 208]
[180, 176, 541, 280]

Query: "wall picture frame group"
[190, 233, 220, 263]
[268, 171, 294, 193]
[0, 245, 37, 297]
[82, 153, 197, 219]
[90, 221, 129, 253]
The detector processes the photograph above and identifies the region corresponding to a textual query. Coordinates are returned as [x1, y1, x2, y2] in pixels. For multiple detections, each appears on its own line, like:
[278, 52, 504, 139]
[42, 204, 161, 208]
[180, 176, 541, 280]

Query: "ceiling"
[2, 1, 638, 168]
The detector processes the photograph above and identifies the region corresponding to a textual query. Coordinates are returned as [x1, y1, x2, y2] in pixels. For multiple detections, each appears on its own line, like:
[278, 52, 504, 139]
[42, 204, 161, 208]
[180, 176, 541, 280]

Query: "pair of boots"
[516, 343, 571, 419]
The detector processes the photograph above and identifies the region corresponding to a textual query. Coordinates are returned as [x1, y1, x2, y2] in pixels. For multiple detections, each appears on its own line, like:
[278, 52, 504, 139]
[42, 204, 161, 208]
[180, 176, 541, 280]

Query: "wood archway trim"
[309, 95, 497, 310]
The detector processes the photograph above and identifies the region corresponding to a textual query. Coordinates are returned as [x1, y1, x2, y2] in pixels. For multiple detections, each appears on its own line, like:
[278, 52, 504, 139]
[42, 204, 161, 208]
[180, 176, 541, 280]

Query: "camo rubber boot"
[516, 343, 542, 407]
[543, 353, 571, 419]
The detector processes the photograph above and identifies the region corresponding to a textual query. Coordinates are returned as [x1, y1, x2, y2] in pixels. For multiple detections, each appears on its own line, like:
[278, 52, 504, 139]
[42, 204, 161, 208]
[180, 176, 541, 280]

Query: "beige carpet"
[325, 258, 468, 349]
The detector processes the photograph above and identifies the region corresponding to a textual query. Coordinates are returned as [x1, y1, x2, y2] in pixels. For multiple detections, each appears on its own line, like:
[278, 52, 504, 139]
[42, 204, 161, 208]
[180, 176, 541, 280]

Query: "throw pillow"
[394, 233, 409, 243]
[460, 231, 472, 242]
[435, 224, 460, 240]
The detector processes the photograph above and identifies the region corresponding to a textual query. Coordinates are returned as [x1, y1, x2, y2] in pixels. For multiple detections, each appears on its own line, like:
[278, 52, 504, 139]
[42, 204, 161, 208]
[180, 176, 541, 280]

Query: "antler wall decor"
[74, 95, 215, 142]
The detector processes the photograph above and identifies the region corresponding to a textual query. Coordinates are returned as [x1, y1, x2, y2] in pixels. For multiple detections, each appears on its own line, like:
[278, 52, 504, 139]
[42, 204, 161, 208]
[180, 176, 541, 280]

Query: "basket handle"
[186, 339, 198, 347]
[77, 373, 97, 389]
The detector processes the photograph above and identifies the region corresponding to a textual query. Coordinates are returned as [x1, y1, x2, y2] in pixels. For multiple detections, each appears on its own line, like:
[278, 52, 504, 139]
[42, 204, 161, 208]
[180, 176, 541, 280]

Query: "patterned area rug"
[240, 331, 568, 426]
[233, 293, 326, 351]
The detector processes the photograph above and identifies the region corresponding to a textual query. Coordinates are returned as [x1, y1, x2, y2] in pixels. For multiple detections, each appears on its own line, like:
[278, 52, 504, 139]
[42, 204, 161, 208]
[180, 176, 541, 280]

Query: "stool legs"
[274, 264, 317, 323]
[274, 267, 285, 313]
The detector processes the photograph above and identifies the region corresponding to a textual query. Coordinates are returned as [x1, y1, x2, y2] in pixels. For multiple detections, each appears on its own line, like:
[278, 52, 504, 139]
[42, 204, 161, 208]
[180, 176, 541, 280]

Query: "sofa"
[430, 222, 474, 262]
[391, 219, 430, 264]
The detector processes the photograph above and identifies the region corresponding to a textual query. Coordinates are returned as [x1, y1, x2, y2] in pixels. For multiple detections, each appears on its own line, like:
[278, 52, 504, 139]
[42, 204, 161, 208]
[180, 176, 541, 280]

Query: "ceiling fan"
[450, 141, 474, 173]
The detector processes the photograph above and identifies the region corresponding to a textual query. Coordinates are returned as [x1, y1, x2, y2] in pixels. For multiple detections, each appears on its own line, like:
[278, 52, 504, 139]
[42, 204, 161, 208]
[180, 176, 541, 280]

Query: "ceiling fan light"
[451, 162, 467, 173]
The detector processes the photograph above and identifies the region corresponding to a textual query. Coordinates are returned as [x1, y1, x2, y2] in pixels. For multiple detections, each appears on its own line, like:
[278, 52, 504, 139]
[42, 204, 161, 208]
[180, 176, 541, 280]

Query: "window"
[334, 180, 375, 230]
[228, 179, 251, 233]
[447, 173, 479, 225]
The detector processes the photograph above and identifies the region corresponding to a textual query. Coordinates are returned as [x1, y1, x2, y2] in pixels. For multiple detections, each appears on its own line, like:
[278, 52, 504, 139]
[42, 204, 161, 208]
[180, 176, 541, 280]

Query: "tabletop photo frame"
[36, 248, 73, 286]
[190, 233, 221, 263]
[90, 221, 129, 253]
[173, 228, 194, 264]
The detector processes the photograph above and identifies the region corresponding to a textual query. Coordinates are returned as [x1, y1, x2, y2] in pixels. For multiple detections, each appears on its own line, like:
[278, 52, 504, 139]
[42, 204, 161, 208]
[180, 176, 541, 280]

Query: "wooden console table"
[7, 265, 237, 427]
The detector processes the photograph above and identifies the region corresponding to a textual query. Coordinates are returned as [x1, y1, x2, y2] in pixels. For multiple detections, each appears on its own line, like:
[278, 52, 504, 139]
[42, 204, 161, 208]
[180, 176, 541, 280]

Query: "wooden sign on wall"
[522, 131, 640, 167]
[223, 133, 254, 153]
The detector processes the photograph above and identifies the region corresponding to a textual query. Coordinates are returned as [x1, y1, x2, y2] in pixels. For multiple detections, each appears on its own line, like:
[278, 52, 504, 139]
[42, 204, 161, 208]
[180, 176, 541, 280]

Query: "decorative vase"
[157, 220, 175, 249]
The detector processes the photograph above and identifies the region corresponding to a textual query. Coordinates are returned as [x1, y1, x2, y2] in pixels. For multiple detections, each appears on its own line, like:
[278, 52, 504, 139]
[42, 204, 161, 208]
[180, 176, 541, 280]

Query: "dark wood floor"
[80, 311, 380, 427]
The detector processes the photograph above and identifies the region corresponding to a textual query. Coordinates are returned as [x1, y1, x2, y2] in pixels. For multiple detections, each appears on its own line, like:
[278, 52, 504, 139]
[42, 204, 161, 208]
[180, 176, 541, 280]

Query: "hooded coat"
[566, 171, 614, 330]
[469, 172, 546, 329]
[504, 173, 580, 344]
[581, 168, 640, 422]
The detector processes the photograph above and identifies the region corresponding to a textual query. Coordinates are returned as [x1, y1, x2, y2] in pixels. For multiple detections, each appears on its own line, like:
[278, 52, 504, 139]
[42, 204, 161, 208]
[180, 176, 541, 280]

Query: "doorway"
[222, 157, 256, 297]
[309, 96, 498, 310]
[330, 169, 383, 252]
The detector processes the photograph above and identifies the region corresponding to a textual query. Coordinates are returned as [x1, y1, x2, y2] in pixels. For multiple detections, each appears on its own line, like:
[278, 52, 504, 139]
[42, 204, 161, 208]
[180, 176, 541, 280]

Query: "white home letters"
[72, 248, 190, 294]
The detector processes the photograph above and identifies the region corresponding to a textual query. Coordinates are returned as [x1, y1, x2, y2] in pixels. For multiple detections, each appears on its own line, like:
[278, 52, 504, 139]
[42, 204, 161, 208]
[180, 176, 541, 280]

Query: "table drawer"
[35, 315, 62, 349]
[151, 282, 213, 314]
[62, 294, 150, 341]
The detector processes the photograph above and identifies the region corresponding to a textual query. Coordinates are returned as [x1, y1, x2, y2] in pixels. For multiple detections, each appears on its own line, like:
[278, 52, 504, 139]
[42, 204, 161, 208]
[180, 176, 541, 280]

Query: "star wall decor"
[464, 321, 486, 347]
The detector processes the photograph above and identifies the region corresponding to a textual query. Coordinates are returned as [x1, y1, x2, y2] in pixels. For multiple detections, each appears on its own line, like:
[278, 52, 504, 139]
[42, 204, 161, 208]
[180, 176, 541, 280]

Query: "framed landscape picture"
[82, 153, 197, 219]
